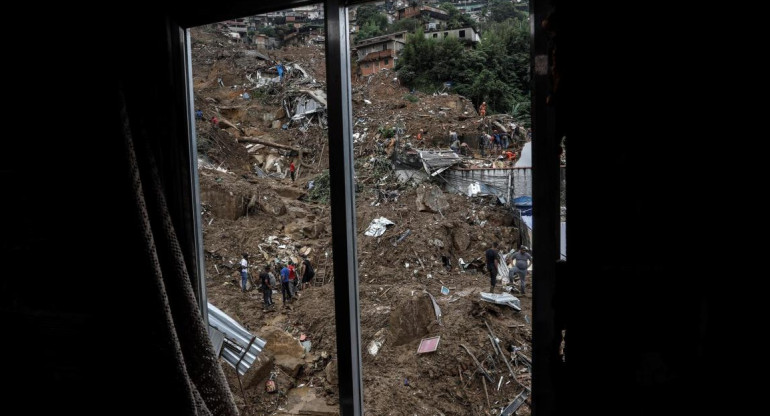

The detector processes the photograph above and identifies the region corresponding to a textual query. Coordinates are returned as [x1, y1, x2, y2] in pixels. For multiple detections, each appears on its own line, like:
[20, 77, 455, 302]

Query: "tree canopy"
[396, 16, 531, 122]
[354, 4, 389, 42]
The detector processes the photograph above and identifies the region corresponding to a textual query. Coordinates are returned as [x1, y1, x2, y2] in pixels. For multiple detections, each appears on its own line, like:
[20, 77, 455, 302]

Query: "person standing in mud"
[239, 253, 249, 292]
[485, 242, 500, 293]
[479, 101, 487, 118]
[300, 256, 315, 290]
[280, 263, 293, 305]
[509, 245, 533, 296]
[276, 61, 285, 83]
[288, 260, 301, 294]
[259, 264, 274, 310]
[289, 161, 296, 182]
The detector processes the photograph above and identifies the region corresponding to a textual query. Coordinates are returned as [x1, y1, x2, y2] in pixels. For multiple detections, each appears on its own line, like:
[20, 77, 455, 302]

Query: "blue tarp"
[514, 196, 532, 215]
[513, 196, 532, 206]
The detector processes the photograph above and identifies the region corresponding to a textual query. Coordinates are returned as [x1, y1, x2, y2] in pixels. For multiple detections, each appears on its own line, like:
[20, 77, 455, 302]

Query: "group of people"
[239, 253, 315, 311]
[484, 242, 533, 296]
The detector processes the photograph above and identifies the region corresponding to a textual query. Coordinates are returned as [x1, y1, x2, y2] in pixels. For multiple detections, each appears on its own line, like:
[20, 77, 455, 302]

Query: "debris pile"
[191, 25, 534, 416]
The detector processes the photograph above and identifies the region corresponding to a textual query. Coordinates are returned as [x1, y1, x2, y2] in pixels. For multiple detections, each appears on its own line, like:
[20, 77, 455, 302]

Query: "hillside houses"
[424, 26, 480, 43]
[353, 31, 407, 76]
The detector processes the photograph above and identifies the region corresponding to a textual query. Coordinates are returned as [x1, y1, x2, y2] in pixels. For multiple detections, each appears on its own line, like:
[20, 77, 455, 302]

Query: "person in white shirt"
[240, 253, 249, 292]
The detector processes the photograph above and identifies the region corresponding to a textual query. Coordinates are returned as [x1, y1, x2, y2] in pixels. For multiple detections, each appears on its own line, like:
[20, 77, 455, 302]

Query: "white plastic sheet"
[364, 216, 395, 237]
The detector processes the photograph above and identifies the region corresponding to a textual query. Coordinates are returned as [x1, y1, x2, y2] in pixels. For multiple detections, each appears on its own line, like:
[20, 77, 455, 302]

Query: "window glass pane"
[350, 1, 533, 414]
[190, 4, 338, 413]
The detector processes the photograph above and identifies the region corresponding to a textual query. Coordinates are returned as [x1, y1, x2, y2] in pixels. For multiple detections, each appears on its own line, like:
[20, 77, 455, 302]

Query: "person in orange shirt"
[289, 161, 296, 182]
[479, 101, 487, 118]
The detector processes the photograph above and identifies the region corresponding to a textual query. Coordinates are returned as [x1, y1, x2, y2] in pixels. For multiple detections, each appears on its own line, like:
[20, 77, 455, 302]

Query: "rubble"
[191, 24, 533, 416]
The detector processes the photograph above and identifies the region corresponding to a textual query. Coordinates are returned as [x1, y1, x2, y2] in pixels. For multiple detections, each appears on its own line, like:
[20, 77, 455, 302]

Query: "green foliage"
[355, 4, 380, 26]
[354, 4, 388, 42]
[306, 170, 331, 205]
[397, 15, 531, 118]
[403, 94, 419, 103]
[484, 0, 528, 24]
[387, 18, 420, 34]
[438, 3, 477, 30]
[258, 26, 276, 37]
[356, 21, 383, 43]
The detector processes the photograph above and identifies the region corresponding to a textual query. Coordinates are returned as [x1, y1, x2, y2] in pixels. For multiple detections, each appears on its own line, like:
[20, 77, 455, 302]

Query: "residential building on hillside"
[353, 31, 407, 77]
[424, 26, 480, 43]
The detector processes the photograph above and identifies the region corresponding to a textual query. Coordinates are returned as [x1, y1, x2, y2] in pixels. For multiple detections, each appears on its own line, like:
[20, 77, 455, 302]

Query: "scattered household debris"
[368, 328, 387, 356]
[500, 387, 530, 415]
[207, 302, 267, 375]
[392, 229, 411, 246]
[191, 24, 538, 416]
[364, 216, 395, 237]
[480, 292, 522, 311]
[417, 336, 441, 354]
[459, 344, 494, 383]
[423, 289, 443, 326]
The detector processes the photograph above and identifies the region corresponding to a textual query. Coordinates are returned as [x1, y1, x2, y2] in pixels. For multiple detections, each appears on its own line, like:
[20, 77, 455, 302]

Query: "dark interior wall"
[2, 2, 724, 415]
[3, 7, 200, 414]
[555, 2, 721, 415]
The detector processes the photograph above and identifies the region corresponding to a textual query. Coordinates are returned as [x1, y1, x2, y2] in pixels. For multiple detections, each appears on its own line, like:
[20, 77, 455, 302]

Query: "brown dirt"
[192, 24, 533, 416]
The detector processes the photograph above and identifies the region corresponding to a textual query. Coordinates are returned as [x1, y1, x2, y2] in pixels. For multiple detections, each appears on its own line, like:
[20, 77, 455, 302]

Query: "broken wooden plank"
[218, 118, 245, 133]
[459, 344, 493, 383]
[413, 248, 426, 270]
[237, 137, 311, 154]
[485, 319, 524, 388]
[488, 334, 500, 356]
[516, 350, 532, 368]
[482, 376, 490, 408]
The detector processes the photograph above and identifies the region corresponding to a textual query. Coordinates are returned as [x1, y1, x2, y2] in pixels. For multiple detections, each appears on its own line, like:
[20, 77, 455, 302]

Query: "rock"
[259, 326, 306, 377]
[260, 198, 287, 216]
[415, 184, 449, 213]
[452, 229, 470, 251]
[243, 354, 274, 390]
[325, 359, 338, 386]
[275, 355, 305, 377]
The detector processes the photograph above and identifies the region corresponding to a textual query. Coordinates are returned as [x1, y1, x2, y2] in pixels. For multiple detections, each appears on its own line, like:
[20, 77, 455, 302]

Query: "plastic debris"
[480, 292, 521, 311]
[364, 216, 395, 237]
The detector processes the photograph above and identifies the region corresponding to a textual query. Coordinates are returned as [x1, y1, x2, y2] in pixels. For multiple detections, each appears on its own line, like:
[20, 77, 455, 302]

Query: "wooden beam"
[237, 137, 310, 154]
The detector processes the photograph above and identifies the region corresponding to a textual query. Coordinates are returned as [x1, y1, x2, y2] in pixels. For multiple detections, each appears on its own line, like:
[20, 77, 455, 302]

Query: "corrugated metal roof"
[418, 149, 461, 176]
[208, 302, 267, 376]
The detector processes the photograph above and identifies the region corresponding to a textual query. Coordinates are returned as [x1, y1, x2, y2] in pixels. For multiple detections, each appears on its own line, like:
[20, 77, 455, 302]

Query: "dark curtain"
[116, 89, 239, 416]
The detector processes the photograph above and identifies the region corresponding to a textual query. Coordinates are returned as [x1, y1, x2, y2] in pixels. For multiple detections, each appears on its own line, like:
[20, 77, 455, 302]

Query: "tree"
[355, 4, 380, 26]
[354, 4, 389, 42]
[438, 2, 477, 30]
[387, 18, 420, 34]
[355, 4, 388, 32]
[484, 0, 527, 24]
[259, 26, 276, 38]
[395, 14, 531, 118]
[356, 21, 383, 43]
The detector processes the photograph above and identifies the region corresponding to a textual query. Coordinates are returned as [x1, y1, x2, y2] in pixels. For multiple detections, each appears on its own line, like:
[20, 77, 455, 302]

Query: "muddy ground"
[192, 25, 533, 416]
